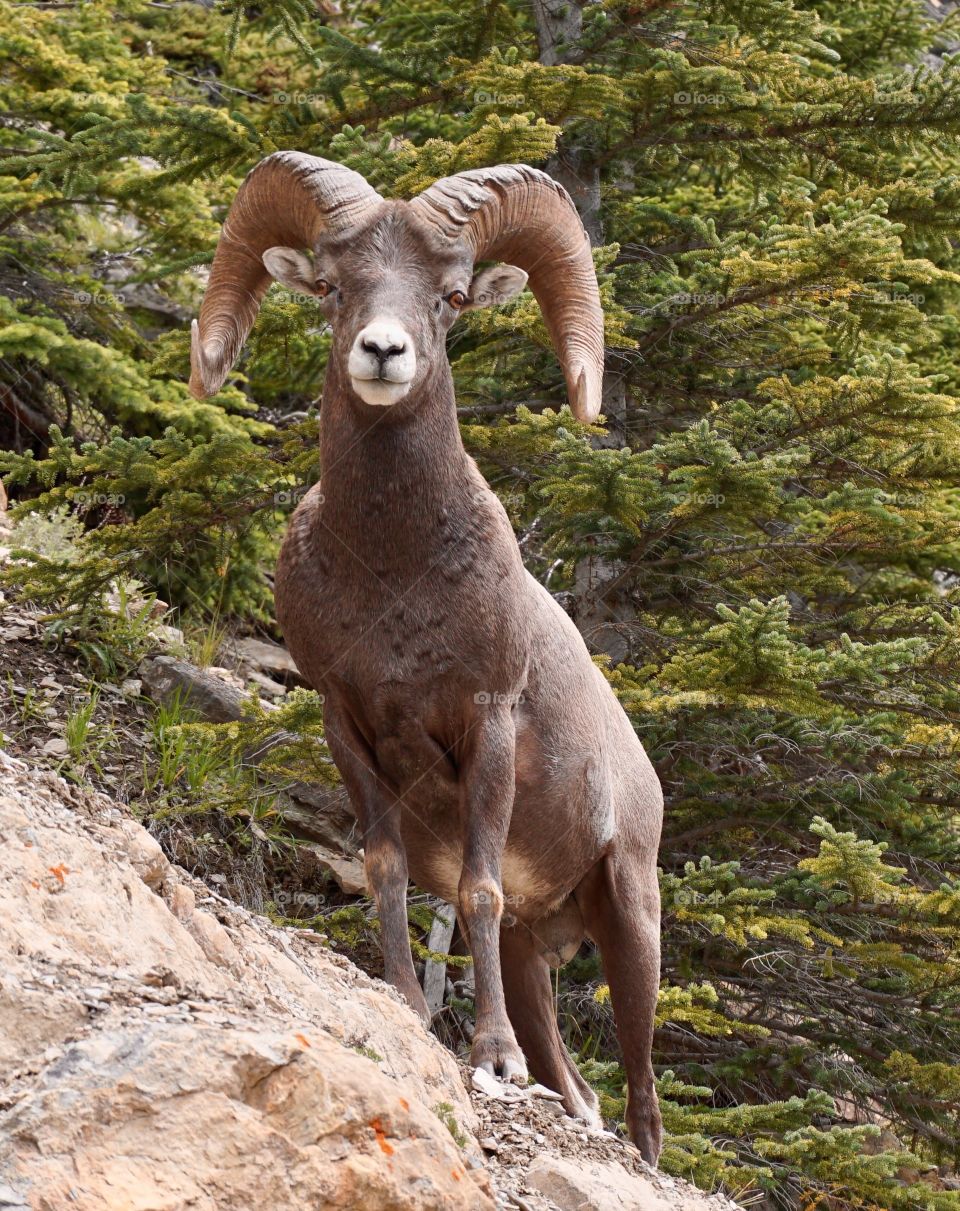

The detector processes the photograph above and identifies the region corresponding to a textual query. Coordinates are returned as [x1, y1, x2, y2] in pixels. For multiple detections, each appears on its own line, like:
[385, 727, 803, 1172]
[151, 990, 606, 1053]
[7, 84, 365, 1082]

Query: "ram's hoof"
[472, 1034, 528, 1084]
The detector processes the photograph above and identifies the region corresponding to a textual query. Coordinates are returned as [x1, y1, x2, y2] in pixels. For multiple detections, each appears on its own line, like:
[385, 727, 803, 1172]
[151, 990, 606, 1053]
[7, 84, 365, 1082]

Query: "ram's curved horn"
[190, 152, 382, 398]
[409, 165, 604, 422]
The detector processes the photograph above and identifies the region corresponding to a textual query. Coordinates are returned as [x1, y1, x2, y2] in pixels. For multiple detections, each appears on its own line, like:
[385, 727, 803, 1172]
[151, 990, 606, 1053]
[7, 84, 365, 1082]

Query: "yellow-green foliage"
[3, 0, 960, 1207]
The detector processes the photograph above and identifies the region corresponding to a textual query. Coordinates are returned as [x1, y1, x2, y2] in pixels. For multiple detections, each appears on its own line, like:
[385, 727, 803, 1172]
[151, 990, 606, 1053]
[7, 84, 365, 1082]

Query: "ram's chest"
[318, 587, 467, 685]
[275, 501, 524, 692]
[282, 576, 438, 688]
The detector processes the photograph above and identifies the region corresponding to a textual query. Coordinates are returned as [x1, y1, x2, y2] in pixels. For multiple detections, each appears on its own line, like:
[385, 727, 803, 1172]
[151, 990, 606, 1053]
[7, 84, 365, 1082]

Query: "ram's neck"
[316, 361, 477, 560]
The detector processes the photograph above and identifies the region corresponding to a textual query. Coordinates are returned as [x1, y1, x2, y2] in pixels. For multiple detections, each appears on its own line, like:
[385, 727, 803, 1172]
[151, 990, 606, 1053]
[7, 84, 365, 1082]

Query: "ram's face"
[262, 206, 527, 407]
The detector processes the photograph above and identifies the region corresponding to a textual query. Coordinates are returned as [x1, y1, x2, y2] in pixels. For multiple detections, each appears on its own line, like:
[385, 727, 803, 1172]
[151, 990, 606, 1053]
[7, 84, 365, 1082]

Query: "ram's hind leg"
[576, 847, 663, 1164]
[501, 922, 601, 1127]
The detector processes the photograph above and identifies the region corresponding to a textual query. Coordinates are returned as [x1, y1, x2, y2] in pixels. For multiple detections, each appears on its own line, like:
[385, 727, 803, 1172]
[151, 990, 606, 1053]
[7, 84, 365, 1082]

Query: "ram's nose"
[355, 322, 410, 373]
[361, 330, 408, 368]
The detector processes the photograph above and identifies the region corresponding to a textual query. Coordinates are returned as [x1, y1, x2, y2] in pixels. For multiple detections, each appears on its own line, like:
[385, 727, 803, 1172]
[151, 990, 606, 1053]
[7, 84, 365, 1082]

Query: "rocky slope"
[0, 752, 740, 1211]
[0, 749, 489, 1210]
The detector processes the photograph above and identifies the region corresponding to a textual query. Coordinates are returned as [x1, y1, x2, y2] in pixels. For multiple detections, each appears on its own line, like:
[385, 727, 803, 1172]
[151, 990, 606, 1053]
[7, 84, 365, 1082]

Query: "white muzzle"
[347, 318, 416, 406]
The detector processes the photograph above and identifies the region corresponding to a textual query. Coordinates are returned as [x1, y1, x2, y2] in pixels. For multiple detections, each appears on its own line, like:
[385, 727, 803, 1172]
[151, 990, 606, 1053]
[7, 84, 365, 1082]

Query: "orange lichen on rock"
[370, 1117, 395, 1156]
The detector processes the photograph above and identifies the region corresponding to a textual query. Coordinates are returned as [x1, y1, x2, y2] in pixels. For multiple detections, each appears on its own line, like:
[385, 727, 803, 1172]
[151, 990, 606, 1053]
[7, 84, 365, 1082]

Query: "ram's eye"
[315, 279, 333, 298]
[446, 290, 468, 310]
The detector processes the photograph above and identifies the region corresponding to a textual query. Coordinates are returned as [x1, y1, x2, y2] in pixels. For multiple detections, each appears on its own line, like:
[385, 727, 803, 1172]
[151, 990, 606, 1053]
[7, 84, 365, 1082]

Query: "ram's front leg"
[323, 699, 430, 1025]
[458, 705, 527, 1081]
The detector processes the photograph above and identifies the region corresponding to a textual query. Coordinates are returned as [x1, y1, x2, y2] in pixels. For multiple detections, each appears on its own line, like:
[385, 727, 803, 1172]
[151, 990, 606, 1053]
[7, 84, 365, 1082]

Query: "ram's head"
[189, 153, 604, 419]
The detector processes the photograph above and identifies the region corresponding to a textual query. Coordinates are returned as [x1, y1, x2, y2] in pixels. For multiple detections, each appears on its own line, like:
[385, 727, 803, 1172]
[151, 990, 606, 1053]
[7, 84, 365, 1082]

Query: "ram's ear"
[262, 246, 323, 296]
[464, 264, 528, 310]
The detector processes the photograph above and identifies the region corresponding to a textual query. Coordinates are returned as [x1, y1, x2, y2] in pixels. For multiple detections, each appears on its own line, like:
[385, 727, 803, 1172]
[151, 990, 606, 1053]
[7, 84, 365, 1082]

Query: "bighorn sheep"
[189, 152, 664, 1161]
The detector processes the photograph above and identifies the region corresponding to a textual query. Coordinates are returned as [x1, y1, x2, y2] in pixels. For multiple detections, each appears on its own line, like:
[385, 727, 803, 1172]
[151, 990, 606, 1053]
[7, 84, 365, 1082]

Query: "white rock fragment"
[529, 1082, 564, 1100]
[472, 1067, 528, 1102]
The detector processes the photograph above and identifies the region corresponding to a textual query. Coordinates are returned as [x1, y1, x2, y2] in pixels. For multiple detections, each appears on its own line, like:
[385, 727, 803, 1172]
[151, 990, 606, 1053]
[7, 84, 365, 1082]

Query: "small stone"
[168, 883, 196, 920]
[42, 738, 68, 757]
[480, 1136, 500, 1152]
[472, 1067, 502, 1098]
[529, 1083, 564, 1100]
[246, 669, 288, 698]
[0, 1181, 29, 1208]
[152, 623, 186, 651]
[206, 666, 245, 690]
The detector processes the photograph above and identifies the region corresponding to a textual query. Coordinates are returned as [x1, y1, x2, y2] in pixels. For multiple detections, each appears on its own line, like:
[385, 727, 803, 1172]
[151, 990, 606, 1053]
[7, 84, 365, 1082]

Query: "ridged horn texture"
[409, 165, 605, 422]
[190, 151, 382, 398]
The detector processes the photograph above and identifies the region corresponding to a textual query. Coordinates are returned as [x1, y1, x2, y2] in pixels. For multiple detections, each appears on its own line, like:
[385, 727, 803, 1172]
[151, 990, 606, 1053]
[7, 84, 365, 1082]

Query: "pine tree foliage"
[2, 0, 960, 1205]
